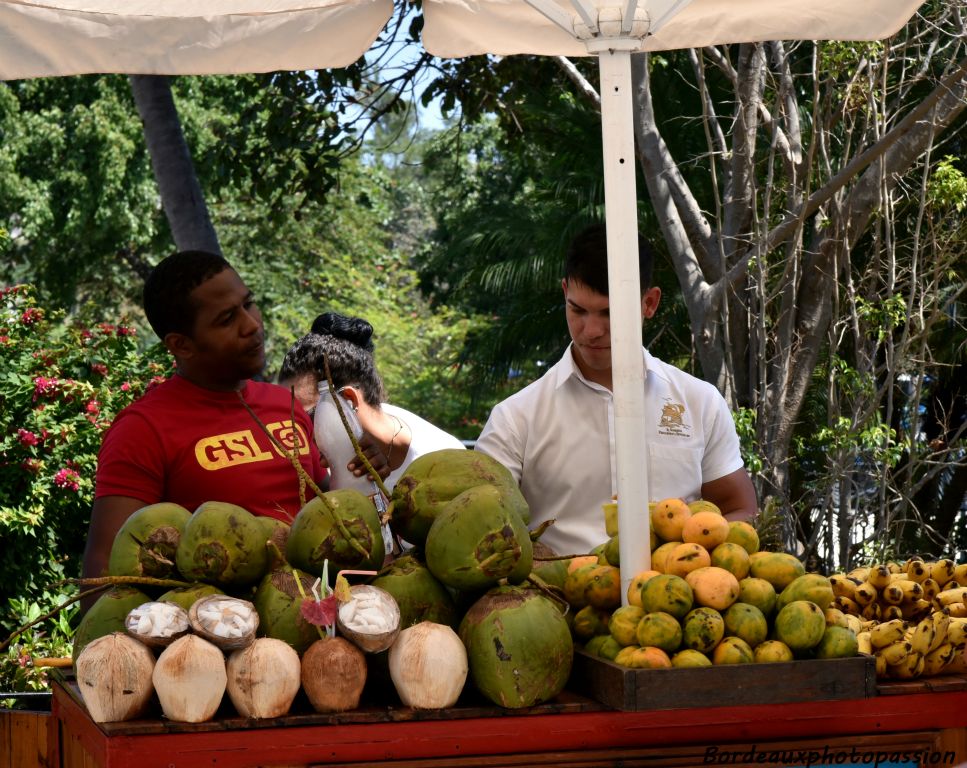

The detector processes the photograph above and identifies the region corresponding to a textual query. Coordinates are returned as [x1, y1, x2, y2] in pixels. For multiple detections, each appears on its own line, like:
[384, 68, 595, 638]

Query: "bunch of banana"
[855, 611, 965, 679]
[829, 558, 967, 623]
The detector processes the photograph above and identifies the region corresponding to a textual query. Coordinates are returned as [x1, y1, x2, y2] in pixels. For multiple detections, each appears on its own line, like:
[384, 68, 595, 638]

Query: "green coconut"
[256, 516, 291, 559]
[174, 501, 269, 587]
[157, 583, 225, 611]
[285, 490, 384, 578]
[425, 484, 533, 592]
[252, 566, 320, 654]
[459, 585, 573, 709]
[389, 449, 529, 546]
[530, 540, 569, 591]
[370, 553, 460, 630]
[107, 502, 192, 579]
[72, 586, 152, 663]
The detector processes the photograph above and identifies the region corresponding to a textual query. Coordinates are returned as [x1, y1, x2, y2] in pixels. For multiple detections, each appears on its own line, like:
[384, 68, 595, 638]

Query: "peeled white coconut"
[336, 584, 400, 653]
[188, 595, 258, 650]
[226, 638, 301, 719]
[75, 632, 155, 723]
[153, 634, 227, 723]
[388, 622, 468, 709]
[125, 601, 190, 648]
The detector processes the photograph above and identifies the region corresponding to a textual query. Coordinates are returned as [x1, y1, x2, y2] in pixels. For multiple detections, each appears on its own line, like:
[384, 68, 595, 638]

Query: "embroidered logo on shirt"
[195, 422, 310, 470]
[658, 401, 691, 437]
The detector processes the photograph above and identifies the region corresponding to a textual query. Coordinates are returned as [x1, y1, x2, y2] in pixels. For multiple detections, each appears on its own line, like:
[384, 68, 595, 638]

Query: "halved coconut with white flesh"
[336, 584, 401, 653]
[188, 595, 259, 650]
[125, 601, 190, 648]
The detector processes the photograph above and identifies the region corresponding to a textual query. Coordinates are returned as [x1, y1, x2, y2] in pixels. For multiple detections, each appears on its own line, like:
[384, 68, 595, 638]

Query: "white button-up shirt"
[475, 345, 744, 556]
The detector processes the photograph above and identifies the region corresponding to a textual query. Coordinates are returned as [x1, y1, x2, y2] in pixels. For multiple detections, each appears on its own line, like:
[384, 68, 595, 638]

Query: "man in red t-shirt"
[83, 251, 351, 596]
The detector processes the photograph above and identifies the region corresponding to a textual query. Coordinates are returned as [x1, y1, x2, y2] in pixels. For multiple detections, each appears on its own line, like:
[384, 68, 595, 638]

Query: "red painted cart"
[47, 664, 967, 768]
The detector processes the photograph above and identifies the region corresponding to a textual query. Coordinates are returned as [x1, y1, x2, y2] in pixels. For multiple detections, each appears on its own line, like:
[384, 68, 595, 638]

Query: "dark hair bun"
[311, 312, 375, 352]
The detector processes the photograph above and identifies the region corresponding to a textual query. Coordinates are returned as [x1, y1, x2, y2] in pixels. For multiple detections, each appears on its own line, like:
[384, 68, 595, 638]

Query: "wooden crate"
[1, 695, 52, 768]
[569, 650, 877, 711]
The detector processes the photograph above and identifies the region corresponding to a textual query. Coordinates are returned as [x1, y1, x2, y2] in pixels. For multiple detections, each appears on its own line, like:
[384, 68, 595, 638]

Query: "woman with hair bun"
[279, 312, 465, 492]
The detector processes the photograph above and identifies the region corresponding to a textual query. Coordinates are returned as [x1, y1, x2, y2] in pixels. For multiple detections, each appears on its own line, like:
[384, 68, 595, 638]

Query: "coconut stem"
[521, 573, 570, 615]
[238, 391, 370, 560]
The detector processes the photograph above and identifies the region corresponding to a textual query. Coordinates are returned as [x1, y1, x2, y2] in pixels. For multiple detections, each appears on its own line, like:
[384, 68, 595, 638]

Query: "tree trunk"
[129, 75, 220, 255]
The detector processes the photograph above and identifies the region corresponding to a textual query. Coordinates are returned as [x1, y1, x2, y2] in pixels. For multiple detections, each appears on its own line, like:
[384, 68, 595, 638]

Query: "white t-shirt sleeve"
[700, 388, 745, 482]
[475, 402, 524, 485]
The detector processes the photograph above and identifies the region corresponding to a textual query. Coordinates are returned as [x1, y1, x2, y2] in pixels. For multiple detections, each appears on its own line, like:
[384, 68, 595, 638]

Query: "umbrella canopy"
[0, 0, 393, 78]
[422, 0, 924, 57]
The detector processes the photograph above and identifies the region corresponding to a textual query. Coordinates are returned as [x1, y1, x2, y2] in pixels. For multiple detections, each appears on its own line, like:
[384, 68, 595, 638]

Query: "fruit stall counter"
[47, 670, 967, 768]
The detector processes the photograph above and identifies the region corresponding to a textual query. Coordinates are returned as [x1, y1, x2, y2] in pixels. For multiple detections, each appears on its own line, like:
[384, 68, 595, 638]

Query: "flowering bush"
[0, 285, 171, 635]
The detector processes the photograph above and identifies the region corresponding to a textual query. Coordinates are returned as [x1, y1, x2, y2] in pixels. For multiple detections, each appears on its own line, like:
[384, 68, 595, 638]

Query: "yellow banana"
[881, 605, 904, 621]
[875, 652, 888, 677]
[824, 607, 848, 628]
[941, 579, 958, 592]
[887, 562, 903, 574]
[929, 559, 956, 585]
[921, 578, 941, 602]
[868, 564, 892, 589]
[929, 611, 950, 653]
[936, 587, 967, 607]
[953, 563, 967, 587]
[888, 650, 924, 679]
[880, 583, 904, 605]
[908, 618, 936, 655]
[844, 614, 864, 635]
[849, 567, 871, 583]
[945, 647, 967, 674]
[948, 602, 967, 618]
[904, 599, 934, 622]
[862, 602, 882, 621]
[870, 618, 906, 649]
[946, 619, 967, 646]
[829, 574, 856, 599]
[921, 643, 956, 676]
[834, 596, 861, 615]
[856, 631, 872, 655]
[854, 581, 877, 606]
[906, 558, 929, 583]
[878, 639, 913, 666]
[896, 579, 925, 602]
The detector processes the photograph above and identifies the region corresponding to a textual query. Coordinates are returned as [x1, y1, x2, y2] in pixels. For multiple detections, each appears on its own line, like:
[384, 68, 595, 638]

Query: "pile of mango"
[829, 559, 967, 679]
[561, 498, 967, 679]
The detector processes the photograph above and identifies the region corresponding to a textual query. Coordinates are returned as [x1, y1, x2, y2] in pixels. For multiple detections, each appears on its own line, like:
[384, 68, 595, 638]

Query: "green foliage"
[732, 407, 763, 476]
[928, 156, 967, 212]
[0, 285, 171, 617]
[0, 595, 76, 699]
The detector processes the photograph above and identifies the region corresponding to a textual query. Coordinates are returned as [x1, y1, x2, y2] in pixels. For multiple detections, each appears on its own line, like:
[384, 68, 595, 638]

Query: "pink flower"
[20, 308, 43, 325]
[53, 467, 80, 492]
[80, 329, 93, 341]
[85, 400, 100, 415]
[32, 377, 60, 400]
[146, 375, 168, 392]
[120, 382, 131, 392]
[90, 363, 108, 377]
[116, 325, 136, 337]
[0, 335, 10, 345]
[16, 429, 40, 447]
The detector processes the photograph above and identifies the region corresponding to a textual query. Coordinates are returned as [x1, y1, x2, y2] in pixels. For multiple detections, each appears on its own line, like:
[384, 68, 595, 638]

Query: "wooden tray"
[569, 650, 877, 711]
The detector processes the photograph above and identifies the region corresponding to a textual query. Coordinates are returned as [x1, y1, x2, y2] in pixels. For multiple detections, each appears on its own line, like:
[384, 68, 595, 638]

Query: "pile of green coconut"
[74, 448, 574, 724]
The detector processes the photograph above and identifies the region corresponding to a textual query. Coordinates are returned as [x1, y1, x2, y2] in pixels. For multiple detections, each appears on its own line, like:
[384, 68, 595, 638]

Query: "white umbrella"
[422, 0, 924, 598]
[0, 0, 925, 600]
[0, 0, 393, 77]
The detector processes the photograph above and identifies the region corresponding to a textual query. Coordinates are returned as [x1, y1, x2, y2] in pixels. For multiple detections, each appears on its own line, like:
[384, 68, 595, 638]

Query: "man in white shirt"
[475, 225, 757, 556]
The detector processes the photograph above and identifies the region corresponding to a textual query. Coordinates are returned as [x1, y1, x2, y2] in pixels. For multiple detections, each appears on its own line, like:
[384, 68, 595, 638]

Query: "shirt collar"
[555, 343, 653, 391]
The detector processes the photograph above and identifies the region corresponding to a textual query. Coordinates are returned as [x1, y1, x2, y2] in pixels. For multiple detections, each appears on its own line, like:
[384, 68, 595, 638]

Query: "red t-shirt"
[95, 375, 325, 522]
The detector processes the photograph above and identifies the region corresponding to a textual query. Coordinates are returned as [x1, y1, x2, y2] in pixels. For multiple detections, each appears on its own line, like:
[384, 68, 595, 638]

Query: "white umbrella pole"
[597, 47, 651, 604]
